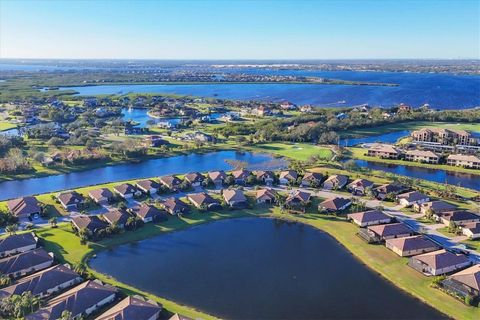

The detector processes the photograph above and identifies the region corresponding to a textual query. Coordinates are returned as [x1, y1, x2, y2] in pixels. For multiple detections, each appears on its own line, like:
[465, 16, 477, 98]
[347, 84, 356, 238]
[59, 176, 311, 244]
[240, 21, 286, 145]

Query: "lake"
[90, 218, 446, 319]
[339, 130, 411, 146]
[0, 151, 282, 201]
[353, 159, 480, 191]
[59, 71, 480, 109]
[121, 108, 224, 128]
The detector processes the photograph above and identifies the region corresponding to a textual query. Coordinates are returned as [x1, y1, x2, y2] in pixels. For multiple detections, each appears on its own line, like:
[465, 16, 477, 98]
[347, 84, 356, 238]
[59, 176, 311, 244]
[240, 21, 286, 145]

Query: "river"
[90, 218, 446, 319]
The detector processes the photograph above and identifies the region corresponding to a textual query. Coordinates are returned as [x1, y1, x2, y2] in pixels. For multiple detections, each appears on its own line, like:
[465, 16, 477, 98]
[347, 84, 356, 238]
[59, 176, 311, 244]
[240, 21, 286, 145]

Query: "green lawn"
[347, 147, 480, 175]
[248, 142, 334, 161]
[341, 121, 480, 138]
[0, 121, 16, 131]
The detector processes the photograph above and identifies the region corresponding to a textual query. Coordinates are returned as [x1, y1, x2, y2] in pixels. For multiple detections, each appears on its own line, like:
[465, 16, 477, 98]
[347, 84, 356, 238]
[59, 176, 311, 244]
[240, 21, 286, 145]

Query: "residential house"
[279, 170, 297, 185]
[223, 189, 248, 209]
[71, 215, 108, 235]
[442, 265, 480, 299]
[162, 198, 191, 215]
[103, 209, 130, 229]
[411, 128, 476, 146]
[159, 175, 183, 191]
[385, 235, 440, 257]
[26, 280, 118, 320]
[95, 296, 162, 320]
[397, 191, 430, 207]
[318, 197, 352, 213]
[285, 190, 311, 213]
[232, 169, 251, 185]
[254, 171, 275, 185]
[301, 172, 323, 187]
[347, 179, 374, 196]
[113, 183, 140, 199]
[129, 204, 167, 223]
[0, 248, 54, 278]
[322, 175, 348, 190]
[409, 250, 471, 276]
[186, 193, 221, 210]
[347, 210, 392, 227]
[57, 191, 84, 211]
[367, 144, 401, 159]
[184, 172, 205, 187]
[0, 233, 38, 258]
[404, 150, 440, 164]
[462, 222, 480, 239]
[0, 264, 82, 299]
[413, 200, 457, 215]
[7, 196, 42, 219]
[169, 314, 193, 320]
[136, 179, 161, 195]
[436, 210, 480, 226]
[88, 188, 114, 205]
[143, 135, 167, 148]
[255, 188, 277, 204]
[208, 171, 227, 185]
[367, 223, 414, 241]
[374, 183, 406, 200]
[447, 154, 480, 169]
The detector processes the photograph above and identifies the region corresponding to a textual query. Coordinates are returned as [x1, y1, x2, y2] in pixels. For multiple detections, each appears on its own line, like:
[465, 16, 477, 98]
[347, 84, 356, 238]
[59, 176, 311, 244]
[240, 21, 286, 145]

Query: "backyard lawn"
[249, 142, 333, 161]
[0, 121, 16, 131]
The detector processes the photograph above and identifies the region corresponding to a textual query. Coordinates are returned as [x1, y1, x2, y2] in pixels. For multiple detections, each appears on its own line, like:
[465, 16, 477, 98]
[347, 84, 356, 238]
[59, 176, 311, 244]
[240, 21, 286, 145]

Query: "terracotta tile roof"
[405, 150, 439, 158]
[223, 189, 247, 203]
[256, 188, 276, 200]
[57, 191, 84, 207]
[208, 171, 227, 181]
[163, 198, 190, 213]
[159, 175, 182, 188]
[187, 193, 219, 207]
[232, 169, 250, 179]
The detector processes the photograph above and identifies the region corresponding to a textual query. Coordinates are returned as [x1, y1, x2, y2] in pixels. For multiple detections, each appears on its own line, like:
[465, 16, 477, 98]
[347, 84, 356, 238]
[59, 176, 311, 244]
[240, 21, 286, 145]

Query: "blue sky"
[1, 0, 479, 59]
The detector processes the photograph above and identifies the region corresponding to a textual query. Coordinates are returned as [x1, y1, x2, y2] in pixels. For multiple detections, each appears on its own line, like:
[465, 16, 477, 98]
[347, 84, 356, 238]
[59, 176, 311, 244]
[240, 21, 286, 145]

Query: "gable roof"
[374, 183, 406, 194]
[348, 179, 374, 189]
[208, 171, 227, 181]
[184, 172, 204, 183]
[95, 296, 162, 320]
[113, 183, 137, 195]
[413, 249, 470, 270]
[449, 264, 480, 291]
[0, 264, 81, 299]
[254, 170, 275, 180]
[0, 248, 53, 276]
[159, 175, 182, 187]
[323, 174, 348, 186]
[88, 188, 114, 201]
[71, 215, 108, 233]
[7, 196, 41, 217]
[232, 169, 250, 179]
[302, 172, 323, 182]
[130, 204, 166, 220]
[187, 193, 218, 207]
[27, 280, 118, 320]
[136, 179, 160, 191]
[0, 233, 37, 254]
[163, 198, 190, 212]
[256, 188, 276, 200]
[286, 190, 311, 203]
[279, 170, 297, 180]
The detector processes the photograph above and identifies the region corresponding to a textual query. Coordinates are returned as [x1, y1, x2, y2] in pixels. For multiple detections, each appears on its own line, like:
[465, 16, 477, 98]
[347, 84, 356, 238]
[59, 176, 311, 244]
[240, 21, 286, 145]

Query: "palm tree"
[5, 224, 18, 235]
[49, 217, 58, 228]
[126, 216, 137, 231]
[60, 310, 73, 320]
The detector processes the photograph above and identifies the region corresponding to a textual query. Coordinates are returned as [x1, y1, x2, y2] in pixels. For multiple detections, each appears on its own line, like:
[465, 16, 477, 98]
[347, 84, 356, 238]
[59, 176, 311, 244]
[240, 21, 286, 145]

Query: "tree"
[60, 310, 73, 320]
[5, 223, 18, 235]
[49, 217, 58, 228]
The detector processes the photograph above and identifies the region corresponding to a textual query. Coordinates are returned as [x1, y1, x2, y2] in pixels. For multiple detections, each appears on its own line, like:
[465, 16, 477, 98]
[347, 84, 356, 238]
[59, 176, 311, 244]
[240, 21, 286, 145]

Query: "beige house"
[462, 222, 480, 239]
[347, 210, 391, 227]
[447, 154, 480, 169]
[385, 235, 440, 257]
[409, 249, 471, 276]
[322, 175, 348, 190]
[404, 150, 440, 164]
[367, 143, 401, 159]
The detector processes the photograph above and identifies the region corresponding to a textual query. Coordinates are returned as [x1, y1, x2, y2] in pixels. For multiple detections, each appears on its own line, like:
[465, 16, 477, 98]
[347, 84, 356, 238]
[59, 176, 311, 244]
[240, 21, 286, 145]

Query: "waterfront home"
[447, 154, 480, 169]
[347, 210, 392, 227]
[159, 175, 183, 191]
[0, 248, 54, 278]
[136, 179, 161, 195]
[27, 280, 118, 320]
[396, 191, 430, 207]
[0, 264, 82, 299]
[208, 171, 227, 185]
[95, 296, 162, 320]
[129, 204, 167, 223]
[285, 190, 311, 213]
[103, 209, 130, 228]
[71, 215, 108, 235]
[404, 150, 440, 164]
[187, 193, 221, 210]
[223, 189, 248, 208]
[413, 200, 457, 215]
[254, 170, 276, 185]
[435, 210, 480, 226]
[318, 197, 352, 213]
[114, 183, 140, 199]
[7, 196, 42, 219]
[347, 179, 374, 196]
[367, 223, 414, 241]
[169, 314, 193, 320]
[367, 143, 401, 159]
[409, 249, 471, 276]
[184, 172, 205, 187]
[373, 183, 406, 200]
[442, 264, 480, 299]
[301, 172, 324, 187]
[162, 198, 191, 215]
[279, 170, 298, 185]
[385, 236, 440, 257]
[143, 135, 167, 148]
[461, 222, 480, 239]
[411, 128, 476, 146]
[322, 175, 348, 190]
[256, 188, 277, 204]
[0, 233, 38, 258]
[232, 169, 251, 185]
[89, 188, 114, 205]
[57, 191, 84, 211]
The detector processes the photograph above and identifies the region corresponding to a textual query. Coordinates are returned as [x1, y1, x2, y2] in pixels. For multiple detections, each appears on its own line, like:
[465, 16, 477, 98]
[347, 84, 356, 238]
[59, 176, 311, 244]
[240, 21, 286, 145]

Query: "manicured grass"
[248, 142, 333, 161]
[348, 147, 480, 175]
[341, 121, 480, 138]
[437, 227, 460, 238]
[0, 121, 16, 131]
